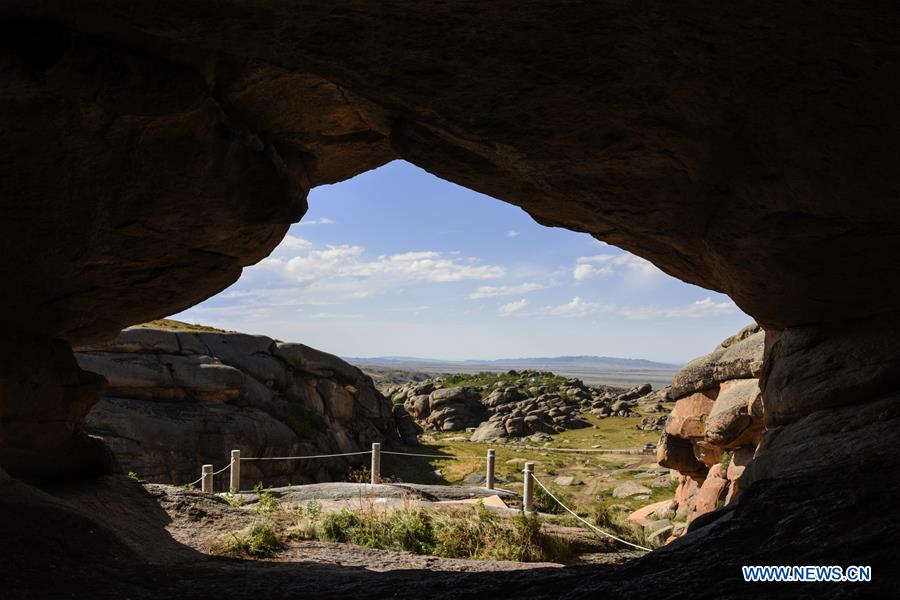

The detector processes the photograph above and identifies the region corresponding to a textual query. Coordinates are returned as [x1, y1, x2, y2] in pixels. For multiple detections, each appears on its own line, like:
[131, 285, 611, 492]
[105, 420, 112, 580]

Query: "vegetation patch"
[309, 502, 571, 563]
[219, 519, 283, 557]
[135, 318, 228, 333]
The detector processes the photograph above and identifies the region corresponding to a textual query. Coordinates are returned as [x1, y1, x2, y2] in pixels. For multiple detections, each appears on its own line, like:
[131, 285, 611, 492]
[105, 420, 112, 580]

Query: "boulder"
[392, 404, 422, 446]
[470, 420, 507, 442]
[669, 324, 763, 400]
[657, 432, 707, 476]
[504, 417, 526, 437]
[664, 391, 716, 439]
[74, 327, 398, 487]
[405, 394, 431, 420]
[673, 475, 701, 519]
[726, 445, 755, 482]
[688, 464, 728, 522]
[705, 379, 763, 448]
[648, 523, 675, 544]
[274, 343, 360, 382]
[613, 481, 653, 498]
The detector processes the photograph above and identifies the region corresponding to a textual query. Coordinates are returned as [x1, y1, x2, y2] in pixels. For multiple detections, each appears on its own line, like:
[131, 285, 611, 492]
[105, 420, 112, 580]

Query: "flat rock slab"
[234, 482, 518, 503]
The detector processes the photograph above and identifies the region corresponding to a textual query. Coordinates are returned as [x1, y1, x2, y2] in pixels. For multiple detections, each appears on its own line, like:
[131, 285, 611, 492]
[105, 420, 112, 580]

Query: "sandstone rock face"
[76, 327, 399, 487]
[761, 313, 900, 427]
[705, 379, 763, 448]
[657, 324, 766, 524]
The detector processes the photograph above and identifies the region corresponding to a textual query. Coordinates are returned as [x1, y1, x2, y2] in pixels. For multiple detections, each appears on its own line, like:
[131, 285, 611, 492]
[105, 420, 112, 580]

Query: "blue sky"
[172, 160, 751, 363]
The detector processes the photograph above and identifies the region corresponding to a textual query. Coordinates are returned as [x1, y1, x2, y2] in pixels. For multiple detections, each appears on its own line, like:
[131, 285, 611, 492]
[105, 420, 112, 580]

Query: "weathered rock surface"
[657, 325, 766, 524]
[1, 3, 900, 597]
[76, 327, 399, 487]
[705, 379, 763, 448]
[612, 481, 653, 499]
[394, 372, 646, 439]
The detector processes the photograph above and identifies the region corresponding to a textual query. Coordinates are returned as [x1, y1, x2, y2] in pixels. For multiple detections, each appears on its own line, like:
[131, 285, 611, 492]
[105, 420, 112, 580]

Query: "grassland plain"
[381, 411, 675, 517]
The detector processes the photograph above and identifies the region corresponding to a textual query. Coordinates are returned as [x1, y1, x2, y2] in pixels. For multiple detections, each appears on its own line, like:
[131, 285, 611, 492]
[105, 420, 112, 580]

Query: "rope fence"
[530, 471, 652, 552]
[177, 444, 652, 553]
[239, 451, 372, 461]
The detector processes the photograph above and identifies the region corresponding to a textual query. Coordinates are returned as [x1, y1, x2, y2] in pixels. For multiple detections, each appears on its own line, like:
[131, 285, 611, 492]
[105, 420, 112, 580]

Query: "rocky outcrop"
[657, 324, 765, 525]
[390, 372, 652, 441]
[76, 326, 399, 487]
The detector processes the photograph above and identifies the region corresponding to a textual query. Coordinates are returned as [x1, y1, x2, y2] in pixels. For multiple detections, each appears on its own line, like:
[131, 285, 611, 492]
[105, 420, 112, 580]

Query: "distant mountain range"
[344, 354, 680, 371]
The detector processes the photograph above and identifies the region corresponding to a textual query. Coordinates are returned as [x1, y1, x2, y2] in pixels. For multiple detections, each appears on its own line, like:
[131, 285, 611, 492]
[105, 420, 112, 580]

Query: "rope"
[184, 475, 203, 487]
[211, 460, 234, 476]
[529, 473, 652, 552]
[239, 450, 372, 461]
[380, 451, 455, 459]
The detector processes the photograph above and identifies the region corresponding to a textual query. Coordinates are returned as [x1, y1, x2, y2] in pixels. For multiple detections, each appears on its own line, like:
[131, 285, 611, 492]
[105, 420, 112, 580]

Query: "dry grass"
[134, 318, 228, 333]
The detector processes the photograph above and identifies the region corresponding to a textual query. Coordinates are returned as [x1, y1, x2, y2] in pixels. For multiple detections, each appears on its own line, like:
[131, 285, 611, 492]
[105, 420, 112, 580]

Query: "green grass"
[380, 410, 674, 547]
[220, 519, 283, 557]
[314, 502, 571, 563]
[134, 318, 228, 333]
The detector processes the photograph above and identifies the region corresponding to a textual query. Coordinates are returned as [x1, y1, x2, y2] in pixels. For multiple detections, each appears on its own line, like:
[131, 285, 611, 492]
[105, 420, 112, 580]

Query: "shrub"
[220, 519, 282, 557]
[253, 482, 279, 515]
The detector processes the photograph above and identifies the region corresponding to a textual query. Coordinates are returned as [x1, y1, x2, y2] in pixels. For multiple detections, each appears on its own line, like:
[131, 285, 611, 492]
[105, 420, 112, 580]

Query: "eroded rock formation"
[76, 326, 398, 487]
[1, 1, 899, 596]
[390, 374, 654, 441]
[656, 324, 765, 524]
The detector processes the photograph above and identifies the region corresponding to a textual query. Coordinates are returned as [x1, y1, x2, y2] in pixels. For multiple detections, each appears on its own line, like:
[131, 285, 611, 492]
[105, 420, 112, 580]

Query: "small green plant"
[252, 482, 279, 515]
[127, 471, 140, 481]
[719, 449, 732, 472]
[220, 519, 282, 557]
[222, 491, 244, 508]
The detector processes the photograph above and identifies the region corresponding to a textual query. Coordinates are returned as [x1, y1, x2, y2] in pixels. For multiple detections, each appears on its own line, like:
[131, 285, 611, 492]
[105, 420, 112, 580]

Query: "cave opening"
[63, 158, 761, 567]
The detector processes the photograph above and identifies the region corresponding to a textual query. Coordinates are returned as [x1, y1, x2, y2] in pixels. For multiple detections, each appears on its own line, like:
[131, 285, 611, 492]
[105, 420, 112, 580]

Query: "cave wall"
[0, 2, 899, 583]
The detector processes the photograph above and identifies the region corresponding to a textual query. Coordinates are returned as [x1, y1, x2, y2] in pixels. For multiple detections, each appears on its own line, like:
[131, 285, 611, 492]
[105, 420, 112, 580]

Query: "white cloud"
[469, 283, 544, 299]
[506, 230, 520, 238]
[573, 263, 613, 281]
[548, 296, 614, 317]
[260, 245, 505, 285]
[298, 217, 336, 226]
[498, 299, 528, 316]
[504, 296, 738, 320]
[248, 240, 505, 304]
[573, 253, 662, 281]
[273, 235, 312, 252]
[620, 297, 739, 319]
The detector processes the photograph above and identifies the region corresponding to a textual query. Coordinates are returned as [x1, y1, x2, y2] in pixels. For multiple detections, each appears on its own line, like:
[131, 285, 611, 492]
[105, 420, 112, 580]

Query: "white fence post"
[523, 462, 534, 513]
[371, 442, 381, 485]
[201, 464, 213, 493]
[230, 449, 241, 492]
[486, 449, 495, 490]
